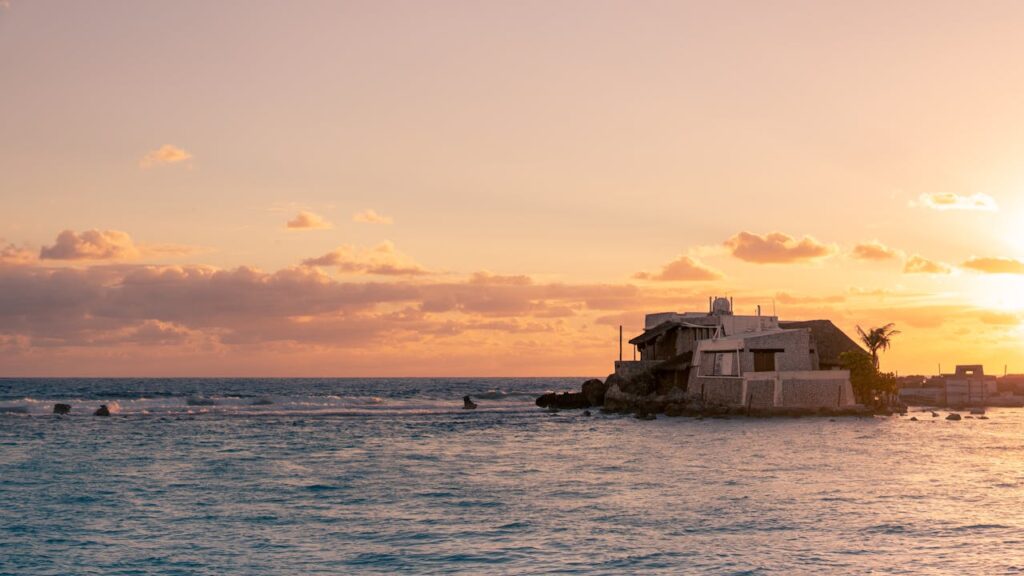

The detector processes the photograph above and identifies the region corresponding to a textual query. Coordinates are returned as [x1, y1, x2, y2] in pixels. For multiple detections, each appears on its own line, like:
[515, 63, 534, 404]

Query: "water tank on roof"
[712, 297, 732, 316]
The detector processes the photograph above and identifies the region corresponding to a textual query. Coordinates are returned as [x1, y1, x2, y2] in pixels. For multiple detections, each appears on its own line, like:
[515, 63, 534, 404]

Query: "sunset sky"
[3, 1, 1024, 376]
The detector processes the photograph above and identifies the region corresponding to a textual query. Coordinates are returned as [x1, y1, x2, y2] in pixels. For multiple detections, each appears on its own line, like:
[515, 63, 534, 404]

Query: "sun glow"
[971, 275, 1024, 312]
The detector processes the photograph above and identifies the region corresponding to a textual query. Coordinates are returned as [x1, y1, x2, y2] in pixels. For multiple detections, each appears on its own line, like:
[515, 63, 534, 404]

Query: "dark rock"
[581, 379, 608, 406]
[664, 403, 686, 417]
[582, 410, 592, 417]
[53, 403, 71, 415]
[979, 415, 990, 419]
[910, 416, 918, 421]
[946, 413, 961, 421]
[535, 392, 589, 410]
[94, 405, 111, 417]
[619, 371, 656, 396]
[931, 411, 940, 417]
[463, 395, 478, 410]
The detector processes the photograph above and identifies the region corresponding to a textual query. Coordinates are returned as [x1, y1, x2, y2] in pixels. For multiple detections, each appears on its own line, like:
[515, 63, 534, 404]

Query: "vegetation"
[840, 350, 897, 405]
[856, 323, 901, 370]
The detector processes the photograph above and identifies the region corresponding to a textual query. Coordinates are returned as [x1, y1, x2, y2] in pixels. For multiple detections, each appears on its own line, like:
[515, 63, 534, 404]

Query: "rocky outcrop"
[53, 403, 71, 415]
[535, 391, 590, 410]
[94, 405, 111, 417]
[581, 379, 608, 406]
[946, 413, 962, 421]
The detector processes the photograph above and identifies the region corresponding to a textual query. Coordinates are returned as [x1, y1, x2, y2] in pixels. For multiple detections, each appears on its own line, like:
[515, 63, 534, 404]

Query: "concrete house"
[618, 297, 860, 410]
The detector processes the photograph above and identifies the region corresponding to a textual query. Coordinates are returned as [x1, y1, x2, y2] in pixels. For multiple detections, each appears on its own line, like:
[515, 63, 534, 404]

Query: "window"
[753, 351, 776, 372]
[701, 351, 739, 376]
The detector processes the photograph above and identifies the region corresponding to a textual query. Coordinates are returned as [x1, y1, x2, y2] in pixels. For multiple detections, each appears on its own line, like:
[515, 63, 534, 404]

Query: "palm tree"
[856, 323, 900, 370]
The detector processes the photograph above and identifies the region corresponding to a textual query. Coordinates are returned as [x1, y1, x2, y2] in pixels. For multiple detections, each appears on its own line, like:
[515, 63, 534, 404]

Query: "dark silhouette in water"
[463, 395, 477, 409]
[94, 405, 111, 417]
[53, 403, 71, 415]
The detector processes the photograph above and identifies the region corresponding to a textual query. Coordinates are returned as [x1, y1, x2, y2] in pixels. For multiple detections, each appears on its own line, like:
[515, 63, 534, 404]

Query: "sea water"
[1, 378, 1022, 575]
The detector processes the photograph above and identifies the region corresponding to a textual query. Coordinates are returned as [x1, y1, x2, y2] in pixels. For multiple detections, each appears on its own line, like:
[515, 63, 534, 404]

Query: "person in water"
[463, 395, 477, 409]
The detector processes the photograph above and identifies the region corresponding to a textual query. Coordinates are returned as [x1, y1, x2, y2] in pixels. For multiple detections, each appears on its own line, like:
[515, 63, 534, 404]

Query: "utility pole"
[619, 325, 623, 363]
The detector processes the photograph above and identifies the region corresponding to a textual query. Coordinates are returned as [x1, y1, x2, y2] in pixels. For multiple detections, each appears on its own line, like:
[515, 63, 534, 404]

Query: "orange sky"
[2, 1, 1024, 376]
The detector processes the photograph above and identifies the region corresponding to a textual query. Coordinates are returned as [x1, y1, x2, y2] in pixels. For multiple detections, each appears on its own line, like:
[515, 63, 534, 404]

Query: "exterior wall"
[745, 379, 776, 409]
[738, 331, 817, 373]
[779, 374, 853, 408]
[693, 376, 744, 405]
[614, 360, 660, 380]
[693, 370, 854, 409]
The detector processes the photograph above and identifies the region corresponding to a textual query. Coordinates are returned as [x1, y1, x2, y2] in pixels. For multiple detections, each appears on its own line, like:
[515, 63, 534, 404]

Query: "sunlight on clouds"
[139, 144, 192, 169]
[915, 192, 999, 212]
[352, 209, 393, 224]
[286, 211, 332, 230]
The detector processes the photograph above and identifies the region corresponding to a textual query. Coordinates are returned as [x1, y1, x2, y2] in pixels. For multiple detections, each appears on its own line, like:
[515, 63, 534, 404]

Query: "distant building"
[899, 365, 1013, 407]
[618, 297, 861, 410]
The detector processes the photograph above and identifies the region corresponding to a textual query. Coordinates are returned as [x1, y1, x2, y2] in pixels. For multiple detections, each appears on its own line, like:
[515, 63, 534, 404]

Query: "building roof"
[779, 320, 864, 367]
[629, 317, 720, 346]
[628, 320, 681, 345]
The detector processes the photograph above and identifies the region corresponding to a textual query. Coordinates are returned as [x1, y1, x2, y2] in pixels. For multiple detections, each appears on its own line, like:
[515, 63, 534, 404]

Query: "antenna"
[619, 325, 623, 363]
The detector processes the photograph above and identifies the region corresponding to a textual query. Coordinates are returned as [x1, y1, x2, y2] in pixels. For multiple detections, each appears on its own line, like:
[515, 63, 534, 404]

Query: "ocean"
[1, 377, 1022, 575]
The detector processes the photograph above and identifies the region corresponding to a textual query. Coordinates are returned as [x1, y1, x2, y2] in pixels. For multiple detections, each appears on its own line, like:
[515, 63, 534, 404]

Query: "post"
[619, 325, 623, 363]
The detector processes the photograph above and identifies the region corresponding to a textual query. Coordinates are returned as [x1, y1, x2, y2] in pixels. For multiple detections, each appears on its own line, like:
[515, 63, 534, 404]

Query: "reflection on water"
[1, 378, 1022, 574]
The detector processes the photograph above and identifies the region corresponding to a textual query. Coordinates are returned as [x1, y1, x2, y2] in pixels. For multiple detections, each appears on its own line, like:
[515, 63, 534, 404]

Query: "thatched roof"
[779, 320, 864, 368]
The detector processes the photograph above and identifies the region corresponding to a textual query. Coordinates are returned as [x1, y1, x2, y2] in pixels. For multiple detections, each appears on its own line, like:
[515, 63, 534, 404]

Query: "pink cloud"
[634, 255, 722, 281]
[286, 211, 332, 230]
[139, 144, 192, 169]
[40, 230, 141, 261]
[725, 232, 836, 264]
[903, 255, 951, 274]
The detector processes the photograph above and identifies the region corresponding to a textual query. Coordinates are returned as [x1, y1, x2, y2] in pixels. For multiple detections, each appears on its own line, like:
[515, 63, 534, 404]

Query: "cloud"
[352, 209, 393, 224]
[302, 242, 428, 276]
[286, 211, 332, 230]
[851, 241, 898, 261]
[469, 271, 533, 286]
[962, 257, 1024, 275]
[634, 255, 723, 281]
[916, 192, 998, 212]
[903, 255, 952, 274]
[0, 243, 35, 266]
[139, 144, 192, 169]
[724, 232, 836, 264]
[40, 230, 141, 261]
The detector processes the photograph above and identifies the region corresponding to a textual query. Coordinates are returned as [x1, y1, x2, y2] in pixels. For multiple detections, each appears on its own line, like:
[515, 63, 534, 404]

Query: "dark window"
[753, 351, 776, 372]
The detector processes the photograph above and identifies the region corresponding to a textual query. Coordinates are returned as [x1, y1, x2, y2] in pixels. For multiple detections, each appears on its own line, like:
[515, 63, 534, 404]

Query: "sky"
[2, 0, 1024, 376]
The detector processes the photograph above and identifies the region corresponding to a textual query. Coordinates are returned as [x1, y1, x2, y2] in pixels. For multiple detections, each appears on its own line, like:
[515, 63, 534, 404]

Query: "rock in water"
[931, 411, 940, 418]
[946, 413, 961, 421]
[463, 395, 478, 410]
[94, 405, 111, 417]
[582, 410, 592, 417]
[910, 416, 918, 421]
[53, 403, 71, 415]
[535, 392, 589, 410]
[581, 379, 608, 406]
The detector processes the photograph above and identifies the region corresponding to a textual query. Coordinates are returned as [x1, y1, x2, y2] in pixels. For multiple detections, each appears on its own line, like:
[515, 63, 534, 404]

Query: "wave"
[0, 394, 539, 418]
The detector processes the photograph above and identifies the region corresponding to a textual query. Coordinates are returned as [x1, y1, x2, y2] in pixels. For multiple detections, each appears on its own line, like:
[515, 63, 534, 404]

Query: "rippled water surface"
[2, 378, 1023, 575]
